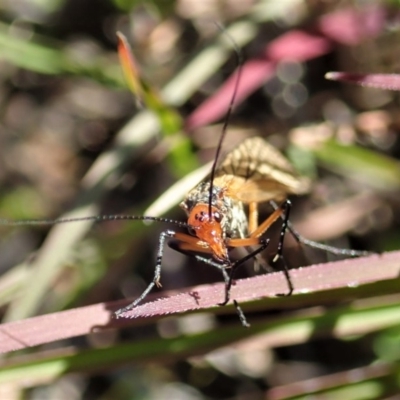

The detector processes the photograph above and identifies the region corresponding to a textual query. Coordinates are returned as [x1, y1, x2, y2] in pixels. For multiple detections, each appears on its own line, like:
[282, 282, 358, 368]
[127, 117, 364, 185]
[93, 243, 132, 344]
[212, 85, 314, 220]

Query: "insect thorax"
[180, 181, 248, 239]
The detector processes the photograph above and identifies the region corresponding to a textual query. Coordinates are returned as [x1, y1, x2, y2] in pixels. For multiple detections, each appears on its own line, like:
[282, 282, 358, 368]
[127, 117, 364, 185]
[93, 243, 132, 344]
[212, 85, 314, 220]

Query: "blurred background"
[1, 0, 400, 399]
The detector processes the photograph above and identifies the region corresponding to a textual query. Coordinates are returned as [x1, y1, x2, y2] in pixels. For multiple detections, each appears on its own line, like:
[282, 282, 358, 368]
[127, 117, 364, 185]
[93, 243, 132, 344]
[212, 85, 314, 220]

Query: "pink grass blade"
[326, 72, 400, 91]
[1, 251, 399, 353]
[317, 4, 385, 46]
[121, 251, 400, 319]
[185, 31, 331, 131]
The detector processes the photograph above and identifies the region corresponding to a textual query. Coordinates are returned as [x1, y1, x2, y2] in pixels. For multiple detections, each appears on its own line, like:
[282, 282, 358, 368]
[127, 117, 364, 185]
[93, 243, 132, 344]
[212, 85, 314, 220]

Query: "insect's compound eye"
[195, 211, 207, 222]
[213, 212, 222, 223]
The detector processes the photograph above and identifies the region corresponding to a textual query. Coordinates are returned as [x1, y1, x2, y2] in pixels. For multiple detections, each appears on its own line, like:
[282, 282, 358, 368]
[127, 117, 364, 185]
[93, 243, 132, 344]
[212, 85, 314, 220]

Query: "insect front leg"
[196, 238, 271, 328]
[188, 256, 231, 301]
[193, 255, 230, 277]
[192, 256, 236, 307]
[115, 229, 176, 317]
[222, 237, 271, 307]
[167, 235, 251, 327]
[218, 238, 271, 328]
[193, 255, 250, 327]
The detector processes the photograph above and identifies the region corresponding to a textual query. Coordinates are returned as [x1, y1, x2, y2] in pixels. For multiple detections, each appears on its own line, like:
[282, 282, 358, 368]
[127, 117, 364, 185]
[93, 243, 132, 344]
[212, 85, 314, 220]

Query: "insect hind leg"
[269, 200, 373, 257]
[115, 229, 176, 318]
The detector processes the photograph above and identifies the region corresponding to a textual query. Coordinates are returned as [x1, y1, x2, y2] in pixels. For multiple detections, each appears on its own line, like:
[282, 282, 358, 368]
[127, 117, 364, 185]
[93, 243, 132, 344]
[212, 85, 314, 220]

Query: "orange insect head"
[187, 204, 229, 262]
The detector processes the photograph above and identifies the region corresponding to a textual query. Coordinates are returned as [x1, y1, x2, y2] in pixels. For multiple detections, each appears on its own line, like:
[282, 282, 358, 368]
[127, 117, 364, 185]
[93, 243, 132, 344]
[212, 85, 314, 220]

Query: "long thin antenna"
[208, 24, 243, 217]
[0, 215, 189, 228]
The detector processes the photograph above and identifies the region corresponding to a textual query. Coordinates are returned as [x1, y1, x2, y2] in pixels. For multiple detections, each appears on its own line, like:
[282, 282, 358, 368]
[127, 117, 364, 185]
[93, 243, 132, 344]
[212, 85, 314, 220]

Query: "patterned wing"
[214, 137, 311, 203]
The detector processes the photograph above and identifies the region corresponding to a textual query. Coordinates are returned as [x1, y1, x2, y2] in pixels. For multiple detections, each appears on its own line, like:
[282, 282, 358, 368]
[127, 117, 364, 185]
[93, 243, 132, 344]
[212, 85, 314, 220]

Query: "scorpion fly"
[113, 31, 313, 325]
[176, 137, 312, 308]
[112, 30, 363, 325]
[0, 32, 367, 327]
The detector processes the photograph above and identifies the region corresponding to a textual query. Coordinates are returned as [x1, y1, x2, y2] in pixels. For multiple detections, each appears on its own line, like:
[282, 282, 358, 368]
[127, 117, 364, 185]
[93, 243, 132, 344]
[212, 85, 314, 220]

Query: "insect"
[176, 137, 312, 299]
[110, 31, 317, 325]
[151, 23, 363, 322]
[112, 134, 312, 326]
[0, 31, 367, 327]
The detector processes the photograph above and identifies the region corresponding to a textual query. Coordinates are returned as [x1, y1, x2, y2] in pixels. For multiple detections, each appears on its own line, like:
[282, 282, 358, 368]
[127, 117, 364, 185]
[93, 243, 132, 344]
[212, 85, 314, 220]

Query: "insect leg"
[214, 238, 270, 328]
[115, 229, 176, 317]
[271, 200, 294, 296]
[190, 256, 232, 301]
[230, 202, 294, 296]
[221, 237, 271, 307]
[247, 204, 285, 239]
[193, 255, 228, 272]
[269, 200, 372, 257]
[169, 233, 252, 325]
[248, 202, 259, 233]
[190, 256, 250, 327]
